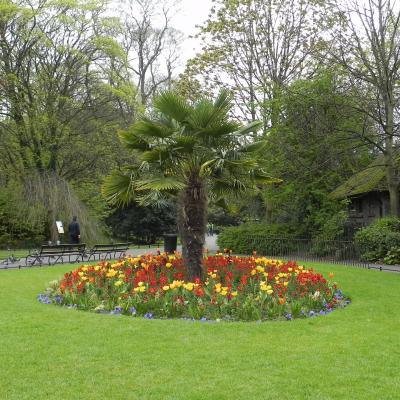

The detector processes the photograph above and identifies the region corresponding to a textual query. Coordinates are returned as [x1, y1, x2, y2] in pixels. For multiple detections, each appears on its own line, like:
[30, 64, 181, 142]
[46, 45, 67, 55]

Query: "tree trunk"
[385, 149, 400, 216]
[178, 174, 207, 281]
[384, 94, 399, 216]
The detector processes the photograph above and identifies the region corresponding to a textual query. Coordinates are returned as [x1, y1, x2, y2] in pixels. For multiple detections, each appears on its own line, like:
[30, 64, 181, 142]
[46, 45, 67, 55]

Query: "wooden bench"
[86, 243, 130, 261]
[25, 244, 86, 266]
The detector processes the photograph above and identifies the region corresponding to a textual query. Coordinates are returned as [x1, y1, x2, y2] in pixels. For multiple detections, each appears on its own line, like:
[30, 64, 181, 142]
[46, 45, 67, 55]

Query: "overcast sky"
[171, 0, 213, 69]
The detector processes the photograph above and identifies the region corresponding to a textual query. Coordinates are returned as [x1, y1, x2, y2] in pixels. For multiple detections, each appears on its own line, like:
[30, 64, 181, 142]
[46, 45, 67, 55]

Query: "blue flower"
[200, 317, 207, 322]
[309, 310, 315, 317]
[285, 313, 292, 320]
[129, 307, 137, 316]
[114, 306, 123, 314]
[319, 310, 326, 315]
[144, 313, 153, 319]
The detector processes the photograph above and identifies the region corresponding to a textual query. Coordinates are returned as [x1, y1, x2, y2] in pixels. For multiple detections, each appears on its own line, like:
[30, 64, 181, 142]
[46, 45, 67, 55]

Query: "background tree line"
[0, 0, 399, 247]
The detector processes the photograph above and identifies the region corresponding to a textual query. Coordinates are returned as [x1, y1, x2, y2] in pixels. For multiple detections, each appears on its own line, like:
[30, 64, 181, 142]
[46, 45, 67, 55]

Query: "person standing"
[68, 216, 80, 244]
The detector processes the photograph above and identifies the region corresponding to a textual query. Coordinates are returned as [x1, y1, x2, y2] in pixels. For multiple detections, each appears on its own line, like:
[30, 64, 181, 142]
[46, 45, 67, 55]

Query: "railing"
[244, 235, 367, 268]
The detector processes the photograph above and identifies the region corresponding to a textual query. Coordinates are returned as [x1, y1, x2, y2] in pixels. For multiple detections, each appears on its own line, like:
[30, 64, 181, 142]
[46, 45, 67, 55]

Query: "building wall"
[348, 191, 390, 227]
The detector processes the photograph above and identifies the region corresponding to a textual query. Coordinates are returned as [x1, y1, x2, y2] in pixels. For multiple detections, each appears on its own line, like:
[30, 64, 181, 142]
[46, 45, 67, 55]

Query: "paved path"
[0, 235, 220, 270]
[3, 235, 399, 273]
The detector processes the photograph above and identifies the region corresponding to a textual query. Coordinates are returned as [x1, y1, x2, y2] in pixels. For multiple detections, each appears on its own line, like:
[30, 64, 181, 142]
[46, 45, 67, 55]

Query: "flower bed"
[40, 253, 350, 321]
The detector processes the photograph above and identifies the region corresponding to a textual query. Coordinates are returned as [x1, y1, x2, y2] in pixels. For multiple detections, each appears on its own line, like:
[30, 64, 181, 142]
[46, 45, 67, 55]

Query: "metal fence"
[245, 235, 368, 267]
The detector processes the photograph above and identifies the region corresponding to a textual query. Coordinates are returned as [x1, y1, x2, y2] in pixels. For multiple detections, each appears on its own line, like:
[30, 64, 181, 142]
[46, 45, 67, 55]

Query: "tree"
[330, 0, 400, 215]
[117, 0, 183, 106]
[260, 72, 373, 237]
[0, 0, 134, 242]
[103, 90, 275, 279]
[181, 0, 326, 131]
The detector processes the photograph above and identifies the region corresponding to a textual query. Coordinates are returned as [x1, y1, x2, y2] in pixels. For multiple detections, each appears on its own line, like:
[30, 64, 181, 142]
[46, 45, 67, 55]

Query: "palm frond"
[213, 89, 233, 113]
[234, 120, 263, 137]
[136, 191, 171, 208]
[196, 122, 239, 140]
[240, 140, 267, 153]
[199, 158, 218, 177]
[119, 129, 150, 151]
[133, 119, 174, 139]
[135, 177, 185, 192]
[102, 171, 137, 206]
[210, 178, 248, 197]
[153, 91, 191, 122]
[249, 170, 283, 185]
[172, 136, 197, 153]
[141, 148, 171, 163]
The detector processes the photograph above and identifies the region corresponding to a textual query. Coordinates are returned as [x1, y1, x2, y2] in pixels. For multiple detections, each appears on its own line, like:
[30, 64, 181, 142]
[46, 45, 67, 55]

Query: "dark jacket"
[68, 221, 80, 238]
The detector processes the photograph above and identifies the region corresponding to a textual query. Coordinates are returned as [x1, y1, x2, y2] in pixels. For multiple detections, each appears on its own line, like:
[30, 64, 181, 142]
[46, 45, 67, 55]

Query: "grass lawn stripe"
[0, 263, 399, 399]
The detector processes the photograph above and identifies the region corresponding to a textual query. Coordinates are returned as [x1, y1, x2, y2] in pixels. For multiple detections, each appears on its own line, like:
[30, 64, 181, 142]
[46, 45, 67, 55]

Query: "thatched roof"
[331, 153, 392, 199]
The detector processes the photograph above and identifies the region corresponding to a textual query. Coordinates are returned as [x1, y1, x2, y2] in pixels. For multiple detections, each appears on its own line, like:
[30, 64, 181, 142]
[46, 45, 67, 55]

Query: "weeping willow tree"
[103, 90, 278, 279]
[22, 172, 105, 244]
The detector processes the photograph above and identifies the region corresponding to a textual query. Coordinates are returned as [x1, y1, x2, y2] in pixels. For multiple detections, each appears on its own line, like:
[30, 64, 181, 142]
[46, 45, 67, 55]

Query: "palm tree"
[103, 90, 277, 280]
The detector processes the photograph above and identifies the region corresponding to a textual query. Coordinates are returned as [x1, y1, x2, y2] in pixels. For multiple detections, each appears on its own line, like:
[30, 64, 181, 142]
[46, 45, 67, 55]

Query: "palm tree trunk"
[178, 174, 207, 281]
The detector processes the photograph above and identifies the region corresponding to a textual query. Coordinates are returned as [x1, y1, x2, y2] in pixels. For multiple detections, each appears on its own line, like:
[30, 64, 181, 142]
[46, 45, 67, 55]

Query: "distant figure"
[68, 216, 80, 244]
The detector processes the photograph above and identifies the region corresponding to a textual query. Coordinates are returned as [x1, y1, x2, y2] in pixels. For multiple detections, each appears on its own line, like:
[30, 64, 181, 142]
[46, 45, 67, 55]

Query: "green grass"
[0, 262, 399, 400]
[0, 248, 30, 259]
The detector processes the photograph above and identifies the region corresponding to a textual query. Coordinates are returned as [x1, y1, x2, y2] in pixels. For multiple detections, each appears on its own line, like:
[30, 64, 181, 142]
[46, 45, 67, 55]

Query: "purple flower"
[129, 307, 137, 316]
[144, 313, 153, 319]
[285, 313, 292, 320]
[114, 306, 123, 314]
[200, 317, 207, 322]
[319, 310, 326, 315]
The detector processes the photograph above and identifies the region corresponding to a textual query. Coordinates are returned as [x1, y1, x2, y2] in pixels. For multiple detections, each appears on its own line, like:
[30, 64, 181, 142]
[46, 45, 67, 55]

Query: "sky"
[170, 0, 214, 68]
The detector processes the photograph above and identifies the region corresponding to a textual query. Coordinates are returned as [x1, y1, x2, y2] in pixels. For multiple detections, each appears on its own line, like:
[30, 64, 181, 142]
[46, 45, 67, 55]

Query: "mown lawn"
[0, 249, 30, 259]
[0, 262, 399, 400]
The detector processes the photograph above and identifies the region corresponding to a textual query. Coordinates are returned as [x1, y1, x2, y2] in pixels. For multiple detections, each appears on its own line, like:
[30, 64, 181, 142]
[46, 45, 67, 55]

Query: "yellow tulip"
[163, 285, 170, 291]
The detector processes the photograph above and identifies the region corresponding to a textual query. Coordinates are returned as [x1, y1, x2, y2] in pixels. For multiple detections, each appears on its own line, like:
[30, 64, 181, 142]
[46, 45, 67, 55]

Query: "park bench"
[86, 243, 130, 261]
[25, 243, 86, 266]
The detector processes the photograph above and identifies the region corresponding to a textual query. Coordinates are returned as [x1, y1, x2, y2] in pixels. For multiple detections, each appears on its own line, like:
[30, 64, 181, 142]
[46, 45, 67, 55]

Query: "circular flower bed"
[40, 253, 350, 321]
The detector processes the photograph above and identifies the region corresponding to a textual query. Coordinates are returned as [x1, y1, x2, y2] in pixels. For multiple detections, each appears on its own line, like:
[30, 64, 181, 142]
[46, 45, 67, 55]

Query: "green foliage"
[383, 247, 400, 265]
[105, 203, 176, 245]
[355, 217, 400, 262]
[1, 263, 399, 399]
[0, 181, 46, 247]
[217, 223, 298, 254]
[260, 72, 372, 237]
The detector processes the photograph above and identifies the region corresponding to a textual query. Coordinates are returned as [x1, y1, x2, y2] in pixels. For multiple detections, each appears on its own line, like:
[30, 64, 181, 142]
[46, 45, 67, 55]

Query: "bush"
[355, 217, 400, 262]
[40, 254, 349, 321]
[217, 223, 298, 254]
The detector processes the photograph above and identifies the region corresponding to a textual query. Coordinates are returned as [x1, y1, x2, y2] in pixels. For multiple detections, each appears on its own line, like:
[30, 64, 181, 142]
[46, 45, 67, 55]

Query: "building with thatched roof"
[331, 154, 393, 226]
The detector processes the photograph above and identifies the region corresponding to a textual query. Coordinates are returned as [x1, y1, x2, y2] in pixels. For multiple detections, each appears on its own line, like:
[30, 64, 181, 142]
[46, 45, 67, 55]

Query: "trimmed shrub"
[355, 217, 400, 262]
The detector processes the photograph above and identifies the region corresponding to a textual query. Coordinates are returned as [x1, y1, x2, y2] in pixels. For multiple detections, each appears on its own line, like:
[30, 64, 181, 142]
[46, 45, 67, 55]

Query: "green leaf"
[102, 172, 136, 206]
[135, 177, 185, 192]
[119, 130, 150, 151]
[153, 91, 192, 122]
